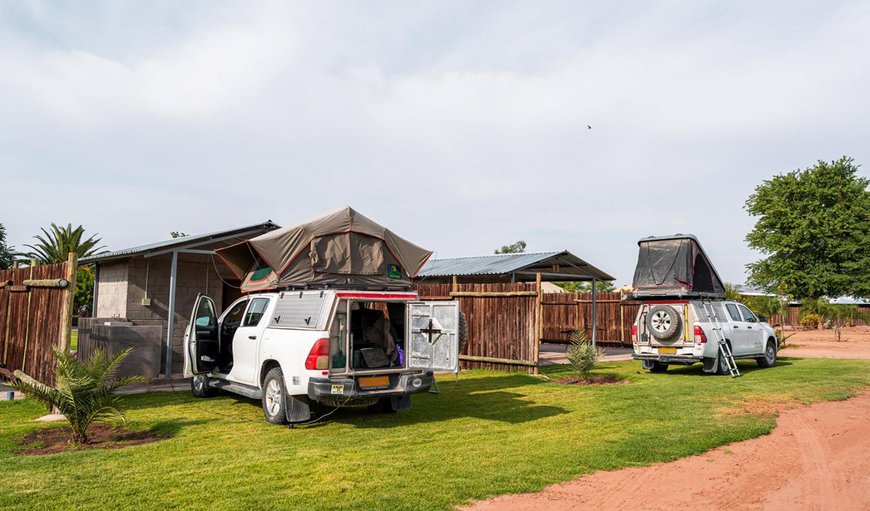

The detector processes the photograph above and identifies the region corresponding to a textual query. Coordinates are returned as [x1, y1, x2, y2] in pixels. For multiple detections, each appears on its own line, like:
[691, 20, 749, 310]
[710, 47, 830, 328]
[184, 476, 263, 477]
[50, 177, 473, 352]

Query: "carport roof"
[80, 221, 279, 263]
[417, 251, 614, 281]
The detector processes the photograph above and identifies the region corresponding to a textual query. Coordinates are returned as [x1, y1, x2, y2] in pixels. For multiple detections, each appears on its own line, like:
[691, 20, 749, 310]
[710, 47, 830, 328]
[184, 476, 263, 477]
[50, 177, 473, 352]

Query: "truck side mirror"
[758, 315, 767, 323]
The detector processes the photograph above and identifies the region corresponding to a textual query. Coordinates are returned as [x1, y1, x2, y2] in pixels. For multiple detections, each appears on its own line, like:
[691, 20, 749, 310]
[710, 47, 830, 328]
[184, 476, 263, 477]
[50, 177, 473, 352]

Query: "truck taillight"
[305, 338, 330, 370]
[694, 325, 707, 344]
[631, 325, 638, 343]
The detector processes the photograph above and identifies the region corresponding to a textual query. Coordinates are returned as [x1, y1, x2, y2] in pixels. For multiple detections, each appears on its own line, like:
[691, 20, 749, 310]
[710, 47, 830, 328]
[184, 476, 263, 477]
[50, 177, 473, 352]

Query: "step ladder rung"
[702, 301, 740, 378]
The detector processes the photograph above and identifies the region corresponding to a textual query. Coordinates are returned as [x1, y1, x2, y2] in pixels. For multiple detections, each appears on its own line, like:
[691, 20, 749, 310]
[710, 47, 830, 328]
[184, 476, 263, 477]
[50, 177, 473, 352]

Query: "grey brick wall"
[123, 253, 225, 375]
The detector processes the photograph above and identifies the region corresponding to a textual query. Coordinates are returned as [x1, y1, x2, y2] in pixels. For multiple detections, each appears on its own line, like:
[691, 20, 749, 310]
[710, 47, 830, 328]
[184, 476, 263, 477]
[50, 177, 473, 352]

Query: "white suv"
[632, 300, 778, 374]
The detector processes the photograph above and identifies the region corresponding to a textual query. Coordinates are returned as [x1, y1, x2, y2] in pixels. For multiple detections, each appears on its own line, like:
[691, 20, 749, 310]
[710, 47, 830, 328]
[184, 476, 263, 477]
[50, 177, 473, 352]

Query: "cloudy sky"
[1, 1, 868, 285]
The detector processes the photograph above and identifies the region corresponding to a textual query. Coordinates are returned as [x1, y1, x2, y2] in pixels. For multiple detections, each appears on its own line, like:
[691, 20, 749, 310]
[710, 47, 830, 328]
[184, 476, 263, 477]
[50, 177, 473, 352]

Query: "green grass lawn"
[70, 330, 77, 351]
[3, 358, 869, 511]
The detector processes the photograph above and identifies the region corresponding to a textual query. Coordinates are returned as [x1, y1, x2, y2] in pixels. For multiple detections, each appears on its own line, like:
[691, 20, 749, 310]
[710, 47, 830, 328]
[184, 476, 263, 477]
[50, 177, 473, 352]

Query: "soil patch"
[463, 390, 870, 511]
[557, 374, 624, 385]
[780, 326, 870, 359]
[18, 423, 168, 456]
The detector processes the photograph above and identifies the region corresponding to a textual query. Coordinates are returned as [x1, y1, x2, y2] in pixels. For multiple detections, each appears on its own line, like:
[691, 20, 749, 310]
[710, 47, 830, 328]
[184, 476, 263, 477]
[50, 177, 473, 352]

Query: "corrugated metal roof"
[80, 221, 279, 263]
[417, 251, 614, 281]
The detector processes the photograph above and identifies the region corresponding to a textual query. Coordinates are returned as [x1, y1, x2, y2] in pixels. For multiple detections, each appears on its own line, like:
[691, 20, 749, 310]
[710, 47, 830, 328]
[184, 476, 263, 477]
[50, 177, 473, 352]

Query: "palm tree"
[22, 223, 106, 263]
[10, 348, 143, 444]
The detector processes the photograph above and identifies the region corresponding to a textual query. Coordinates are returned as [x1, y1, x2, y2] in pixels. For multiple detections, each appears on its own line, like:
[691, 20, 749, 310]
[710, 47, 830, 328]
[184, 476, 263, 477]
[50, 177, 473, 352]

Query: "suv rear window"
[725, 304, 741, 322]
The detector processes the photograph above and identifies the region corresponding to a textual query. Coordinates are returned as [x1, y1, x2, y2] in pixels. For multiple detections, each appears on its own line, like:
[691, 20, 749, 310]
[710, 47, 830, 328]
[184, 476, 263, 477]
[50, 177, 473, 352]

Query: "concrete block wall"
[124, 253, 225, 375]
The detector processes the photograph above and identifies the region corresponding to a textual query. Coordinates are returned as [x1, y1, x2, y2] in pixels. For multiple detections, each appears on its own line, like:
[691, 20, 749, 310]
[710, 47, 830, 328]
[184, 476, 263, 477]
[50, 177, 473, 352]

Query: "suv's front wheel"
[756, 340, 777, 368]
[191, 374, 217, 398]
[262, 367, 289, 425]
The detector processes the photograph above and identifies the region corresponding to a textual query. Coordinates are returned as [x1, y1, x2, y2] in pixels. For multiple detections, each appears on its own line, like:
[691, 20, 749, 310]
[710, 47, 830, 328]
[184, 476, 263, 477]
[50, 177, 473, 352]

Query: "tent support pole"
[165, 250, 178, 377]
[591, 278, 597, 347]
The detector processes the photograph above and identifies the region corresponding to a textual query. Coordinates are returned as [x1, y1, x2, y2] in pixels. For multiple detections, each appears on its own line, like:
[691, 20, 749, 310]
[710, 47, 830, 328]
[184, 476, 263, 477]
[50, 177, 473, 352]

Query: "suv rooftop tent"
[215, 207, 433, 293]
[631, 234, 725, 299]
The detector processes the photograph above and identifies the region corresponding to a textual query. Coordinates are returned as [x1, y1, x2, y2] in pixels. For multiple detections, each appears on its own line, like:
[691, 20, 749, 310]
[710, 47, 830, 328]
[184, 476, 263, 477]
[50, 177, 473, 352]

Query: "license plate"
[657, 347, 677, 354]
[358, 376, 390, 389]
[330, 384, 344, 395]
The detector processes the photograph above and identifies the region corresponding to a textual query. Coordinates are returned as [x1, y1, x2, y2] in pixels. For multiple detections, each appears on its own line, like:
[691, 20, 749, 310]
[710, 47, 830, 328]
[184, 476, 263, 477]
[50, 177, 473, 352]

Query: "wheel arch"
[260, 359, 281, 388]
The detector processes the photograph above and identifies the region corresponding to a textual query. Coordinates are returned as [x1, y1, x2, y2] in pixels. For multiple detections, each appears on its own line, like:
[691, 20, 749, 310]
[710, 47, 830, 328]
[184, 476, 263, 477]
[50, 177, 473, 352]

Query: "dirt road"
[780, 326, 870, 360]
[463, 390, 870, 511]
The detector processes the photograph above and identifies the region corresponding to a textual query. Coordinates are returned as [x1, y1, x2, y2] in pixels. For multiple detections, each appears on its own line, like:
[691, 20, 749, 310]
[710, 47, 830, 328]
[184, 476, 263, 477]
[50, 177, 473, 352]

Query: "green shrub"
[800, 312, 822, 329]
[566, 330, 605, 376]
[10, 348, 143, 444]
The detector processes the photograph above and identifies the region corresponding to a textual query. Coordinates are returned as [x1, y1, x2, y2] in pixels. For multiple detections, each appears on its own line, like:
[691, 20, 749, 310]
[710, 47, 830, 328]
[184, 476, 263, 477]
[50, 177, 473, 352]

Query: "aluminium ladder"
[701, 301, 740, 378]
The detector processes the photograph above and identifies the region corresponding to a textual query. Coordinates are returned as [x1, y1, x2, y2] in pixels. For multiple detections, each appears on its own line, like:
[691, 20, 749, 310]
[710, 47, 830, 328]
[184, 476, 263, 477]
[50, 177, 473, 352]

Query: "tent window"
[310, 233, 385, 276]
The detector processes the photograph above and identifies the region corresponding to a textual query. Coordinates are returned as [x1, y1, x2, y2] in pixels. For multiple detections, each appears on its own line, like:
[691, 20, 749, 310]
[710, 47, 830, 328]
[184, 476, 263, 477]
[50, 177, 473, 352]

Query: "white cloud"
[0, 1, 868, 284]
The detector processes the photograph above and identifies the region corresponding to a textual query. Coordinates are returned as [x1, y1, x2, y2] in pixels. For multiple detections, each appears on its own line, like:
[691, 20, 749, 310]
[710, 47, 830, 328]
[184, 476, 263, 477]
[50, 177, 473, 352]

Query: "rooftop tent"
[631, 234, 725, 298]
[216, 207, 433, 292]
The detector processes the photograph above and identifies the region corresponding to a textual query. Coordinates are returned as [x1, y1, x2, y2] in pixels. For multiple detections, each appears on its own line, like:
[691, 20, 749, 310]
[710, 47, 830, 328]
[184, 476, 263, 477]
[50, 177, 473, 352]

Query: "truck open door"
[406, 301, 460, 372]
[183, 294, 219, 377]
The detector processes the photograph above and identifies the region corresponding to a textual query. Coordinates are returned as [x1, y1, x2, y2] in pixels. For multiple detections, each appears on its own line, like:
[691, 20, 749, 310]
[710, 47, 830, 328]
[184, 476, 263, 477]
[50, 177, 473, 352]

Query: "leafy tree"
[0, 222, 14, 269]
[494, 240, 526, 254]
[22, 223, 106, 263]
[22, 223, 105, 316]
[555, 280, 615, 293]
[9, 347, 143, 444]
[745, 157, 870, 300]
[75, 266, 95, 312]
[723, 282, 742, 301]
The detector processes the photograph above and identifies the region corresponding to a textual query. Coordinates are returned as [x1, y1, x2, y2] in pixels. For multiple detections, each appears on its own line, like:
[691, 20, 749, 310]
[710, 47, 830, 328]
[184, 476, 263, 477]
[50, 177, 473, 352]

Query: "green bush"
[800, 312, 822, 329]
[10, 347, 143, 444]
[566, 330, 605, 376]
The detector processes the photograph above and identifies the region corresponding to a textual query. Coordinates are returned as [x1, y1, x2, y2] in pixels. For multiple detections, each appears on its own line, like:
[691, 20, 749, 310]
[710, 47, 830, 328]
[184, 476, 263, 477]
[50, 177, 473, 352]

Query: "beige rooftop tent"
[216, 207, 432, 292]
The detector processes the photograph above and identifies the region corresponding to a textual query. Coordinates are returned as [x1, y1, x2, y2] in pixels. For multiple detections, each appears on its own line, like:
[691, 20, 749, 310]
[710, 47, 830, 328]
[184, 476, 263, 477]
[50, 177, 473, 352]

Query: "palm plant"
[10, 348, 143, 444]
[22, 223, 106, 263]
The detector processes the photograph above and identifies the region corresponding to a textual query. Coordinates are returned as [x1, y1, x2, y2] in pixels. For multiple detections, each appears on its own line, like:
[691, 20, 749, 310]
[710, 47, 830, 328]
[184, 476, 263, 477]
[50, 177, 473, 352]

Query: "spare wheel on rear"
[646, 304, 681, 341]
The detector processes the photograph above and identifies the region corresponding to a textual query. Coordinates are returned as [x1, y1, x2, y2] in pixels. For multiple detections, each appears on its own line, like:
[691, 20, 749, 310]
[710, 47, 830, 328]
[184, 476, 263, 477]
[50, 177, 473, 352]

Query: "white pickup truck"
[183, 289, 460, 424]
[632, 300, 778, 374]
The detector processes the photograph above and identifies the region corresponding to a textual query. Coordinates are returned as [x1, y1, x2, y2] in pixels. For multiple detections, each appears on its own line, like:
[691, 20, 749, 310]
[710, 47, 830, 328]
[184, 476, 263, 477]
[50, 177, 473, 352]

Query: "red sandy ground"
[779, 326, 870, 360]
[463, 327, 870, 511]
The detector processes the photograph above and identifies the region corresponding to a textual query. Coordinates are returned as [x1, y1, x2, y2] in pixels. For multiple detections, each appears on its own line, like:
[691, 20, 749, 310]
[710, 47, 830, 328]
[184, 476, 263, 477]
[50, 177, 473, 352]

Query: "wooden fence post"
[533, 273, 542, 375]
[21, 261, 35, 372]
[57, 252, 77, 354]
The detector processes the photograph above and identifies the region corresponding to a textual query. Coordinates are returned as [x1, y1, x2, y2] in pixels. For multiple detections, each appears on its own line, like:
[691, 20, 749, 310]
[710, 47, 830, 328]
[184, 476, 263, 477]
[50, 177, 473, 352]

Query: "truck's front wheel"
[191, 374, 217, 398]
[262, 367, 289, 425]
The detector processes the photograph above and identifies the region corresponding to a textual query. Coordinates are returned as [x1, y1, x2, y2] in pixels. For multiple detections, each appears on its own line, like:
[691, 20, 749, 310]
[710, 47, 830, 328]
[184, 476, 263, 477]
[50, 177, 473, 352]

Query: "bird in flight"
[587, 125, 592, 129]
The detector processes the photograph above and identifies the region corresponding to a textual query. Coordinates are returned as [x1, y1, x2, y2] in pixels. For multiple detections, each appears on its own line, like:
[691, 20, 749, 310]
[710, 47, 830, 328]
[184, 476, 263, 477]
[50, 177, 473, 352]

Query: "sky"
[1, 0, 868, 285]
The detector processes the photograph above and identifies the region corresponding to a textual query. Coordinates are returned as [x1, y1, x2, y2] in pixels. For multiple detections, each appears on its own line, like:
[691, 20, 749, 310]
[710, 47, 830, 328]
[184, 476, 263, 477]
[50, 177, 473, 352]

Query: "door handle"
[747, 326, 753, 329]
[733, 325, 739, 329]
[248, 335, 257, 340]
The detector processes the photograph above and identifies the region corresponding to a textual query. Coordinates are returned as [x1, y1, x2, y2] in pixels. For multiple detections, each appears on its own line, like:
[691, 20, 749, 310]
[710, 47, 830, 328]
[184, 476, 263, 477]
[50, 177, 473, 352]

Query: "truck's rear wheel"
[368, 397, 399, 414]
[262, 367, 289, 425]
[756, 340, 777, 368]
[191, 374, 217, 398]
[717, 347, 733, 375]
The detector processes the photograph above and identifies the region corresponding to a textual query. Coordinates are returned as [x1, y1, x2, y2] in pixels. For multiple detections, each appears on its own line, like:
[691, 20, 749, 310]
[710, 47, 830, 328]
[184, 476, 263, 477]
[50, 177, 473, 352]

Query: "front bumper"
[307, 372, 434, 403]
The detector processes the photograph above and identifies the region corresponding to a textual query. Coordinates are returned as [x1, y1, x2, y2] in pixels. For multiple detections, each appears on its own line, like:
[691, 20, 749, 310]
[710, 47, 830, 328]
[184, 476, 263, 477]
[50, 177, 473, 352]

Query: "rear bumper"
[307, 372, 433, 402]
[632, 353, 701, 365]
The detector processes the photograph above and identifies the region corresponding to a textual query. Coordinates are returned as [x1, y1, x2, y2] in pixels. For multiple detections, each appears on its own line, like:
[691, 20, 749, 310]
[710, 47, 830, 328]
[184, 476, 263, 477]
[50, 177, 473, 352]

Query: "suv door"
[737, 304, 765, 354]
[406, 301, 460, 372]
[724, 302, 751, 355]
[228, 297, 271, 385]
[183, 294, 219, 377]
